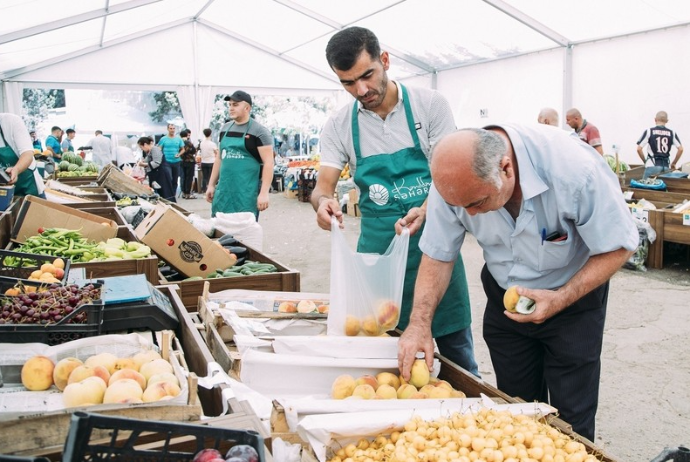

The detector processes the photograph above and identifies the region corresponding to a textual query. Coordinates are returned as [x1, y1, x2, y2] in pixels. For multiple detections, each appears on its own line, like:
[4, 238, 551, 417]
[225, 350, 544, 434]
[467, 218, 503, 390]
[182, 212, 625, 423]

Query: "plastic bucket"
[0, 185, 14, 211]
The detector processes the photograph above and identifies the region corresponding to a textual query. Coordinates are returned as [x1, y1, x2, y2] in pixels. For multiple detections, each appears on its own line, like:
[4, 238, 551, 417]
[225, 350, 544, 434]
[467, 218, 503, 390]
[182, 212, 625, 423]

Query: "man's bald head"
[565, 108, 583, 130]
[655, 111, 669, 124]
[431, 129, 511, 212]
[537, 108, 559, 126]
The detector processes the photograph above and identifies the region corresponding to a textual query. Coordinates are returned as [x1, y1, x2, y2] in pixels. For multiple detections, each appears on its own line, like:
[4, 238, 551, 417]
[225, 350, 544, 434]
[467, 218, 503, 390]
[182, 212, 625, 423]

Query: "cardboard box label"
[179, 240, 204, 262]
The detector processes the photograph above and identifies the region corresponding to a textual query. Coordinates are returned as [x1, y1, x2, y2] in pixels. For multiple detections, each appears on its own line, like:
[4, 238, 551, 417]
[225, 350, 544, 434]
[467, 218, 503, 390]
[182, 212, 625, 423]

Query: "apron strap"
[0, 124, 37, 172]
[352, 84, 420, 160]
[0, 124, 9, 147]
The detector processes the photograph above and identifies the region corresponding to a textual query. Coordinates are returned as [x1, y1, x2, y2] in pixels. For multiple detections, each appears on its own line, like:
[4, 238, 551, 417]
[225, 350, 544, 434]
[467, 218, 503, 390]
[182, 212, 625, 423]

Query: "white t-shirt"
[0, 113, 44, 194]
[199, 139, 217, 164]
[115, 146, 137, 166]
[89, 134, 113, 168]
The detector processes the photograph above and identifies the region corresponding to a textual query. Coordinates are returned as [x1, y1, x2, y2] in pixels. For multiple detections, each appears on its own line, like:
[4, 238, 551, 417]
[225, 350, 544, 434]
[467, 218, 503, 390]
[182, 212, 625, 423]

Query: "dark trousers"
[481, 265, 608, 441]
[168, 162, 181, 193]
[181, 162, 195, 195]
[201, 163, 213, 192]
[149, 166, 176, 203]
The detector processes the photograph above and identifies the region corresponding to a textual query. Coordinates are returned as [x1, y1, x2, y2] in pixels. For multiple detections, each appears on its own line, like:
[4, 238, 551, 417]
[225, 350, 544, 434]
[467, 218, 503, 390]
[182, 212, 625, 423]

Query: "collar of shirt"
[500, 125, 549, 202]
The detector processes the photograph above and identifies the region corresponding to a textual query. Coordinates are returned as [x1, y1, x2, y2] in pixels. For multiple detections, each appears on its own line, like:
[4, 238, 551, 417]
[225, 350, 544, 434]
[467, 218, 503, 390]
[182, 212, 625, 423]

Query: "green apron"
[351, 84, 471, 337]
[0, 125, 39, 197]
[211, 121, 260, 218]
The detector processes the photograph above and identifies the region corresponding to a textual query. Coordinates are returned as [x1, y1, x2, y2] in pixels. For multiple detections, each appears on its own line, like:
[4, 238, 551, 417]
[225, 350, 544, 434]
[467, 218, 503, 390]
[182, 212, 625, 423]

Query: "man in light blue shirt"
[398, 123, 638, 441]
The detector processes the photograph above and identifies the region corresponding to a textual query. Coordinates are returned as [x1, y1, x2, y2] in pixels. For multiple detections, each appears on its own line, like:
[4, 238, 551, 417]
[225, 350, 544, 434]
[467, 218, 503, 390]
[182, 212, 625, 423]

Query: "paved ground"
[180, 191, 690, 462]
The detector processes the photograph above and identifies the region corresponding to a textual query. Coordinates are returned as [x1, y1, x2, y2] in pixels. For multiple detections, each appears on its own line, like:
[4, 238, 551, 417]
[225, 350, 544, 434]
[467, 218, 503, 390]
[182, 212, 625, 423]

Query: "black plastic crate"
[651, 446, 690, 462]
[0, 283, 104, 345]
[63, 412, 266, 462]
[0, 249, 70, 286]
[0, 456, 50, 462]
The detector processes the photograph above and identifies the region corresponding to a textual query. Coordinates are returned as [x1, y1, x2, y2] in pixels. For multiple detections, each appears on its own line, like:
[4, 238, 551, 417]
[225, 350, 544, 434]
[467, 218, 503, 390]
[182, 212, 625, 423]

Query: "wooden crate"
[0, 329, 202, 456]
[647, 208, 690, 269]
[52, 175, 99, 186]
[71, 206, 128, 226]
[662, 176, 690, 194]
[98, 164, 153, 196]
[160, 245, 300, 310]
[0, 197, 22, 249]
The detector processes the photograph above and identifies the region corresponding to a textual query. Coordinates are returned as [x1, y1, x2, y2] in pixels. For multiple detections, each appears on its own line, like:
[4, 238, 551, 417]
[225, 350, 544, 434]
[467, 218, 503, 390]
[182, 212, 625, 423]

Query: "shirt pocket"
[537, 235, 576, 272]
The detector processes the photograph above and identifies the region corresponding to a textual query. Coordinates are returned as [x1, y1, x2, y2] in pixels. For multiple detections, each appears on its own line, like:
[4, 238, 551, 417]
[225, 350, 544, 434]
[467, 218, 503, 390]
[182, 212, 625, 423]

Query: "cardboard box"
[11, 195, 118, 244]
[134, 203, 236, 278]
[347, 189, 361, 217]
[285, 188, 298, 199]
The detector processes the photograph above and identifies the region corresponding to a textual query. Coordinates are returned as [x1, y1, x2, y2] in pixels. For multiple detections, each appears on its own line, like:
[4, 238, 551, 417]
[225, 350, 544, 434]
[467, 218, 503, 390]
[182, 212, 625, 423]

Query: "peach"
[355, 375, 379, 391]
[278, 302, 297, 313]
[113, 357, 138, 372]
[297, 300, 317, 313]
[450, 389, 467, 398]
[397, 384, 417, 399]
[53, 357, 83, 391]
[63, 376, 107, 407]
[104, 378, 144, 404]
[361, 316, 381, 336]
[376, 300, 400, 330]
[139, 358, 174, 381]
[109, 368, 147, 390]
[68, 365, 111, 385]
[142, 380, 181, 402]
[376, 372, 400, 390]
[132, 350, 162, 370]
[331, 374, 356, 399]
[435, 380, 453, 391]
[351, 384, 376, 399]
[375, 384, 398, 399]
[317, 304, 329, 314]
[409, 391, 429, 399]
[147, 372, 180, 387]
[428, 387, 452, 399]
[85, 352, 118, 374]
[419, 384, 437, 396]
[344, 316, 360, 336]
[409, 359, 430, 389]
[21, 355, 55, 391]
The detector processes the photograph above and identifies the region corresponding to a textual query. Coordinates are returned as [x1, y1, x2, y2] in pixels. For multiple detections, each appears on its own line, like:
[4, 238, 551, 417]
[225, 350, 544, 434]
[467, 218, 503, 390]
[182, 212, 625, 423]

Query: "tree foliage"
[148, 91, 182, 122]
[22, 88, 56, 131]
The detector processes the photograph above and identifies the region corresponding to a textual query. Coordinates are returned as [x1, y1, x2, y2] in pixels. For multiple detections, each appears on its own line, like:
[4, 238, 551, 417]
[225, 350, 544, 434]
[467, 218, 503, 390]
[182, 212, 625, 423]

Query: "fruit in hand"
[192, 448, 223, 462]
[21, 355, 55, 391]
[503, 285, 536, 314]
[409, 359, 430, 389]
[226, 444, 259, 462]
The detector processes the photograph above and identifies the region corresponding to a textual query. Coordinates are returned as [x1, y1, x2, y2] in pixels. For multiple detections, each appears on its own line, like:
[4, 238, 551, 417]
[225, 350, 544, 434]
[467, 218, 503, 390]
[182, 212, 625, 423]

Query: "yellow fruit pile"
[331, 361, 466, 400]
[27, 258, 66, 284]
[327, 409, 600, 462]
[20, 350, 182, 407]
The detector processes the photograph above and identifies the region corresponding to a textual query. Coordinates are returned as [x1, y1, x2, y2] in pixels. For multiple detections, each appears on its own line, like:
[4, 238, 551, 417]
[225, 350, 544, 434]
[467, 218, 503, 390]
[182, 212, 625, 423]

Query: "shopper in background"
[61, 128, 75, 152]
[137, 136, 175, 202]
[398, 125, 638, 440]
[29, 130, 42, 151]
[566, 108, 604, 155]
[44, 126, 63, 160]
[636, 110, 684, 177]
[199, 127, 218, 193]
[537, 107, 559, 127]
[206, 90, 274, 219]
[178, 129, 198, 199]
[158, 123, 184, 196]
[88, 130, 113, 169]
[115, 142, 137, 170]
[310, 26, 479, 377]
[0, 113, 45, 197]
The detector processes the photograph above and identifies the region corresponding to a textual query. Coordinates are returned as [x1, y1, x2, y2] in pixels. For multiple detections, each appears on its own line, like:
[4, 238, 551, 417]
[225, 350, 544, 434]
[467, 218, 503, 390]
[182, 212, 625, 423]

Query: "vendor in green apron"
[311, 27, 479, 377]
[205, 91, 274, 220]
[0, 113, 45, 199]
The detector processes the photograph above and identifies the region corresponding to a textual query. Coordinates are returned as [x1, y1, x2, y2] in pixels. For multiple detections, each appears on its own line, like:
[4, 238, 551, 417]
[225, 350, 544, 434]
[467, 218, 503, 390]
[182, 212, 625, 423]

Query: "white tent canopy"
[2, 0, 690, 163]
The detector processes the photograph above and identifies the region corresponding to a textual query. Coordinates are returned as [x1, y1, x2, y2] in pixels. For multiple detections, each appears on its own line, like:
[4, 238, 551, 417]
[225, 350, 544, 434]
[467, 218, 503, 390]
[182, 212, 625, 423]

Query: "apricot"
[109, 368, 147, 390]
[428, 387, 452, 399]
[53, 357, 84, 391]
[132, 350, 162, 370]
[409, 359, 430, 389]
[113, 357, 138, 372]
[278, 302, 297, 313]
[354, 375, 379, 391]
[296, 300, 317, 313]
[40, 263, 56, 274]
[21, 355, 55, 391]
[503, 285, 520, 312]
[85, 352, 119, 374]
[351, 384, 376, 399]
[139, 358, 174, 381]
[344, 315, 360, 336]
[331, 374, 356, 399]
[68, 365, 111, 385]
[376, 300, 400, 330]
[147, 372, 180, 387]
[361, 316, 381, 336]
[63, 376, 107, 407]
[419, 384, 436, 395]
[142, 380, 181, 402]
[53, 258, 65, 270]
[376, 372, 400, 390]
[104, 378, 144, 404]
[375, 384, 398, 399]
[397, 383, 417, 399]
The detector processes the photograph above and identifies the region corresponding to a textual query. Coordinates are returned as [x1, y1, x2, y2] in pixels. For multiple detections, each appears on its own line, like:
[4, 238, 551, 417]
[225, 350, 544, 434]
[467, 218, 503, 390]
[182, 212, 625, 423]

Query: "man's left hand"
[395, 206, 426, 236]
[5, 167, 18, 185]
[504, 286, 564, 324]
[257, 191, 269, 212]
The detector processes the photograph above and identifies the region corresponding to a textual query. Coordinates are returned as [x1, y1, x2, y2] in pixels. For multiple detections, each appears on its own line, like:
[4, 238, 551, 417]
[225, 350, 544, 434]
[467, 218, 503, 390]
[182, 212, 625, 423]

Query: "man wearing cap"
[206, 91, 274, 219]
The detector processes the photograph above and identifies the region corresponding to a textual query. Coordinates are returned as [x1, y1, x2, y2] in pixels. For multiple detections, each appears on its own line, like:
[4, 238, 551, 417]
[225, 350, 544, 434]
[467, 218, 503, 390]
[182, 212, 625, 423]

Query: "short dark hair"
[95, 130, 103, 135]
[51, 126, 61, 132]
[326, 26, 381, 71]
[180, 129, 189, 138]
[65, 128, 75, 135]
[203, 128, 212, 137]
[137, 136, 153, 146]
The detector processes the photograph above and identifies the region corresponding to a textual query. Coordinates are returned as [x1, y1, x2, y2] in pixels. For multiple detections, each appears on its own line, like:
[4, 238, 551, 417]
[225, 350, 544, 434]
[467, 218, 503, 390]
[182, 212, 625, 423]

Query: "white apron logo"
[221, 148, 243, 160]
[368, 184, 389, 206]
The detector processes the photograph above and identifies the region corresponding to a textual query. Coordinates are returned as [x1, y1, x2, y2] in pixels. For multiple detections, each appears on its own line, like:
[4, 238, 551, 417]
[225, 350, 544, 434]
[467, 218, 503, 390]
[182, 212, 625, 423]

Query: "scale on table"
[95, 274, 179, 332]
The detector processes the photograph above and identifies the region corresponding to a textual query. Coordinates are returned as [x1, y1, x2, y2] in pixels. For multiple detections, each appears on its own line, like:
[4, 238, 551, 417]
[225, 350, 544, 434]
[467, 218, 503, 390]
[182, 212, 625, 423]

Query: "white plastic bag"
[214, 212, 264, 251]
[327, 218, 409, 336]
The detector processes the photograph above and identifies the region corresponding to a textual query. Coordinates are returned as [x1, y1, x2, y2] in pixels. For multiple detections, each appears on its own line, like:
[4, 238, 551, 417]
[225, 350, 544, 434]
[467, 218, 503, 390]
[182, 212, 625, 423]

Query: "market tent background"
[1, 0, 690, 164]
